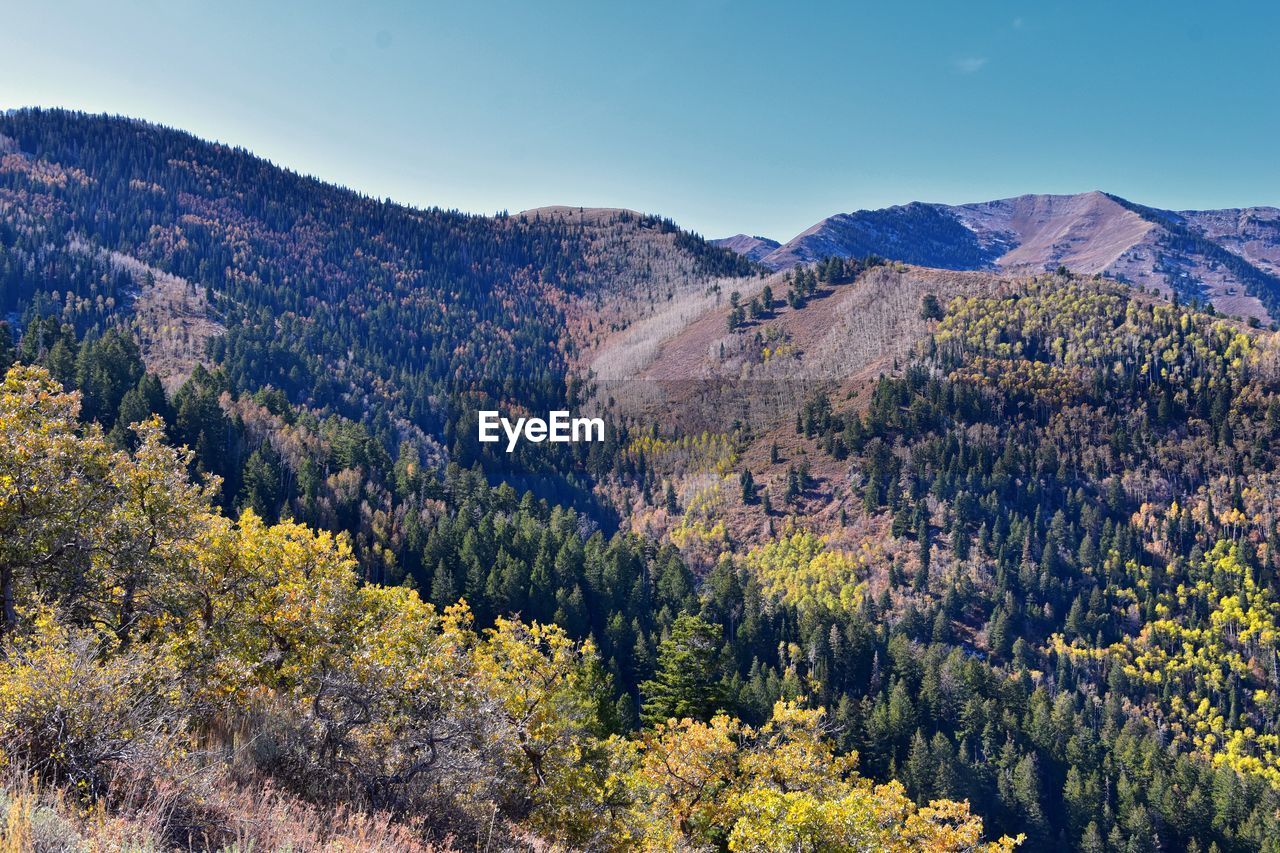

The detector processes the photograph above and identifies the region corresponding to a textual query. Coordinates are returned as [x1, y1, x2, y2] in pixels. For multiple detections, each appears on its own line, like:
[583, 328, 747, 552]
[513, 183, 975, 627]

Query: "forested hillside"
[0, 108, 754, 559]
[0, 108, 750, 443]
[0, 363, 1015, 850]
[4, 109, 1280, 851]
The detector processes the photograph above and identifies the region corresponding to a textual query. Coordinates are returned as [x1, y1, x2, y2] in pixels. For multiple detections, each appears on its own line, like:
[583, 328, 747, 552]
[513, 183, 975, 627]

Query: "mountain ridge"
[709, 233, 782, 263]
[7, 108, 1280, 852]
[722, 190, 1280, 323]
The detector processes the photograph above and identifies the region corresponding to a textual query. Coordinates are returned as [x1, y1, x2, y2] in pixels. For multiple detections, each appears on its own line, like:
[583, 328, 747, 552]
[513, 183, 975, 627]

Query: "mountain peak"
[710, 234, 782, 264]
[724, 191, 1279, 324]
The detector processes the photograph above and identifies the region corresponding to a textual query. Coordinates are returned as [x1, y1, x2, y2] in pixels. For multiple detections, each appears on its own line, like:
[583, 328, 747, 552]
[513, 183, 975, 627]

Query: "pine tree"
[430, 558, 457, 607]
[0, 323, 13, 371]
[905, 729, 931, 801]
[640, 614, 726, 726]
[920, 293, 944, 321]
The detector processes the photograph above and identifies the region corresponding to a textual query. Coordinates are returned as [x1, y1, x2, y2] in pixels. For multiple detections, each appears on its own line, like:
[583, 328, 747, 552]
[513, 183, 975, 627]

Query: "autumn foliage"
[0, 364, 1015, 849]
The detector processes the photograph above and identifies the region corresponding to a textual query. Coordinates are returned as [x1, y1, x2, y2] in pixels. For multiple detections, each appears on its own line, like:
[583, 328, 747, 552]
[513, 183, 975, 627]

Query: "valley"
[2, 109, 1280, 851]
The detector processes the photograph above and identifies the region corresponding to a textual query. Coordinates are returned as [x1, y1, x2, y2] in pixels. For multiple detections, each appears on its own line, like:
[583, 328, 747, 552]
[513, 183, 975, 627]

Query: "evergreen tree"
[640, 614, 727, 726]
[920, 292, 944, 321]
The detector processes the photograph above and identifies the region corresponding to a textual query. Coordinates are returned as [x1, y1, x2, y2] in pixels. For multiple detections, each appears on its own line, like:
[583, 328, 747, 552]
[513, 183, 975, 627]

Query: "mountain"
[1180, 205, 1280, 276]
[9, 109, 1280, 852]
[710, 233, 781, 263]
[0, 108, 753, 419]
[727, 191, 1280, 323]
[755, 201, 1003, 272]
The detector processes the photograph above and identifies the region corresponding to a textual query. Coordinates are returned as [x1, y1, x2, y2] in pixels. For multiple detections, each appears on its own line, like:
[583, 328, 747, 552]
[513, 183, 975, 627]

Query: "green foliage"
[0, 364, 1015, 850]
[744, 530, 870, 621]
[7, 108, 1280, 850]
[641, 614, 728, 726]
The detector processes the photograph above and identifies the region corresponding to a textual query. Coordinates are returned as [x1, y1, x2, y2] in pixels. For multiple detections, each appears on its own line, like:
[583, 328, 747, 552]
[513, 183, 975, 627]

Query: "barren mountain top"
[711, 234, 782, 264]
[952, 190, 1154, 273]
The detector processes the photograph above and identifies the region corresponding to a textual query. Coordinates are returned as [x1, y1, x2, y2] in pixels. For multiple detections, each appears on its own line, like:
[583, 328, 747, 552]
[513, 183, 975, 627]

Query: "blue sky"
[2, 1, 1277, 240]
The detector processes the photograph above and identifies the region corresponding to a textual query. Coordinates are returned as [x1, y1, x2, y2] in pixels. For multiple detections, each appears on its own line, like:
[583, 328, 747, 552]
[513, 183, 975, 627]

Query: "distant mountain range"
[714, 191, 1280, 322]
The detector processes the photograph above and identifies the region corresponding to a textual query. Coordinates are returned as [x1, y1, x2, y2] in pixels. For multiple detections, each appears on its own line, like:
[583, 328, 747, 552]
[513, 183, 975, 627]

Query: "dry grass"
[586, 272, 775, 381]
[0, 762, 450, 852]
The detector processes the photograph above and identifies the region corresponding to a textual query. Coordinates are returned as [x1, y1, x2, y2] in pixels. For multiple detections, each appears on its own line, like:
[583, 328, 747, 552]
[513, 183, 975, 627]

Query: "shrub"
[0, 611, 183, 795]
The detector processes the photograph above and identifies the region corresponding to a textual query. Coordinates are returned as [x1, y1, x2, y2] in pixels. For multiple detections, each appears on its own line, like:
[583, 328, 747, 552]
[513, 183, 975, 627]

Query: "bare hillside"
[580, 261, 1021, 557]
[952, 191, 1154, 273]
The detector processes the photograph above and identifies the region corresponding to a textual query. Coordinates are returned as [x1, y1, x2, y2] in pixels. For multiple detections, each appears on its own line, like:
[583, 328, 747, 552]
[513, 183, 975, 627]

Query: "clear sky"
[2, 1, 1277, 241]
